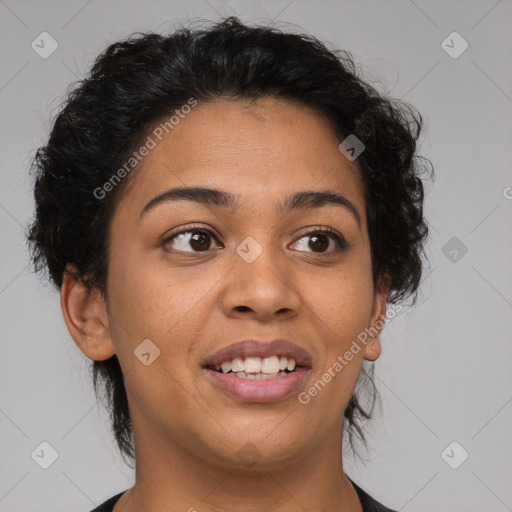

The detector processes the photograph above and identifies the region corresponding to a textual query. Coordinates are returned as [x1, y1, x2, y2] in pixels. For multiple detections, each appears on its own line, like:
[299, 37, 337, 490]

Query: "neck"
[114, 416, 363, 512]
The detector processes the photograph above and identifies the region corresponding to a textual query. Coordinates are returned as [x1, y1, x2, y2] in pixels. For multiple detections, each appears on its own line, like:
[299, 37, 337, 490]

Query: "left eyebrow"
[139, 186, 361, 229]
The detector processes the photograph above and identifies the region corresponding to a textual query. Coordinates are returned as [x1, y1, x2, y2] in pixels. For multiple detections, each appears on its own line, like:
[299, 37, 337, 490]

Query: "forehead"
[118, 97, 365, 221]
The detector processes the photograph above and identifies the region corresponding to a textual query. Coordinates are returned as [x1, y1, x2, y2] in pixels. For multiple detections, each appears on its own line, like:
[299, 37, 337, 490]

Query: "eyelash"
[162, 224, 348, 254]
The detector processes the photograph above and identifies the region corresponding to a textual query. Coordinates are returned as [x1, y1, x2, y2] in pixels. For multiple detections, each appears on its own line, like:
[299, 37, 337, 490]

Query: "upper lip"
[202, 339, 313, 369]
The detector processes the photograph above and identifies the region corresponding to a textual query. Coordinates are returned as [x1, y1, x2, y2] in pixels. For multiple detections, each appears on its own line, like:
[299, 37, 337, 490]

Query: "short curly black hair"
[26, 16, 433, 468]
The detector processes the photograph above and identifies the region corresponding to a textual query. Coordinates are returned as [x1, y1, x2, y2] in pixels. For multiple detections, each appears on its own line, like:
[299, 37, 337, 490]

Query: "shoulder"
[348, 477, 398, 512]
[88, 490, 127, 512]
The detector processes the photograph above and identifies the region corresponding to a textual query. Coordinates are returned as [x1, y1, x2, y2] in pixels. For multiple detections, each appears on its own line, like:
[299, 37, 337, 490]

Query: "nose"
[220, 241, 302, 322]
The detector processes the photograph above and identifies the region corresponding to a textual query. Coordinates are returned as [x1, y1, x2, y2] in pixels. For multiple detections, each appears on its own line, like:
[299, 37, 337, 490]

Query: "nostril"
[236, 306, 250, 312]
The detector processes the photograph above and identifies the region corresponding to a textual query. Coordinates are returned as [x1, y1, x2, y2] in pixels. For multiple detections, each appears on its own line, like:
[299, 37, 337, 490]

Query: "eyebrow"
[139, 186, 361, 228]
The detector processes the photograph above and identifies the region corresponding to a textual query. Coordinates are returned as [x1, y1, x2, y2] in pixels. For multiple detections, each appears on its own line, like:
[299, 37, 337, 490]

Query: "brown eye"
[291, 228, 347, 254]
[163, 229, 219, 253]
[308, 233, 330, 252]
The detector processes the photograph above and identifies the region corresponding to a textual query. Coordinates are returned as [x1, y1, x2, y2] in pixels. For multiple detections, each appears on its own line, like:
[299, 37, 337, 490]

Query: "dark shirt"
[89, 477, 397, 512]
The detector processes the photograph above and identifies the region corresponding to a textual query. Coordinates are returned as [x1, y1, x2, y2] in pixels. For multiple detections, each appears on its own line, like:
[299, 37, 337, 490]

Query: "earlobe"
[60, 264, 116, 361]
[363, 277, 390, 362]
[364, 335, 382, 361]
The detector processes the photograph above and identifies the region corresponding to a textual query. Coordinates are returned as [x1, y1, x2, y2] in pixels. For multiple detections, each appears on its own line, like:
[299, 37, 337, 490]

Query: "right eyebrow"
[139, 186, 361, 230]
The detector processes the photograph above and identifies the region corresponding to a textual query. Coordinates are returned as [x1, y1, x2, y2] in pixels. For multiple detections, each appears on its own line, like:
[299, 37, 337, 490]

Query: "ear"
[60, 264, 116, 361]
[363, 275, 391, 362]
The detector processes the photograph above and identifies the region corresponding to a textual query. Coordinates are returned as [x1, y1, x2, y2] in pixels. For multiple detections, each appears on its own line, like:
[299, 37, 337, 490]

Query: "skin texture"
[61, 97, 390, 512]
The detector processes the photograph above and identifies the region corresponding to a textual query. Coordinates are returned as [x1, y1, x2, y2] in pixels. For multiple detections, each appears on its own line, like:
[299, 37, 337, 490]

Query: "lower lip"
[203, 368, 310, 403]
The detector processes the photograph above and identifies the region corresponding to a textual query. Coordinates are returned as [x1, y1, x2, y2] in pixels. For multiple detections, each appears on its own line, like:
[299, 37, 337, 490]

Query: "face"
[70, 97, 388, 470]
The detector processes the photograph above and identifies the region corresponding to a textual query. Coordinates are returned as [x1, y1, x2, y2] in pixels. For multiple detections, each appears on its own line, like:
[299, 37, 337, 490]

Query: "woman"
[27, 16, 433, 512]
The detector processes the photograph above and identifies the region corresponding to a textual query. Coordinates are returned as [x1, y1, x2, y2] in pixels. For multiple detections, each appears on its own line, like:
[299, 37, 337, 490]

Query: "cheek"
[106, 250, 220, 365]
[106, 257, 213, 421]
[296, 270, 373, 421]
[302, 259, 374, 338]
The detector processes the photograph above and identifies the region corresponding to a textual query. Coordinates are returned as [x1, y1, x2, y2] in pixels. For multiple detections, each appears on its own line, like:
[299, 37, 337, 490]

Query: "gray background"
[1, 0, 511, 511]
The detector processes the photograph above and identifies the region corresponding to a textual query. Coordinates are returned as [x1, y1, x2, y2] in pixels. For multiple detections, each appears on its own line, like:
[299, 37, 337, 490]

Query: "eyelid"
[162, 223, 221, 242]
[293, 225, 348, 249]
[162, 224, 348, 252]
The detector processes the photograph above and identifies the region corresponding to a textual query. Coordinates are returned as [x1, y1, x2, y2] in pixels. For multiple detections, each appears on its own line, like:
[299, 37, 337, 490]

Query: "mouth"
[201, 339, 312, 403]
[204, 354, 305, 379]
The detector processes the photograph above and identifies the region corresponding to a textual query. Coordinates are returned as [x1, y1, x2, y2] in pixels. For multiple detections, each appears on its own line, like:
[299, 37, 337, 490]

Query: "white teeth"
[244, 357, 262, 373]
[286, 359, 296, 372]
[231, 357, 244, 372]
[221, 361, 232, 373]
[233, 371, 288, 379]
[262, 356, 280, 373]
[214, 356, 297, 374]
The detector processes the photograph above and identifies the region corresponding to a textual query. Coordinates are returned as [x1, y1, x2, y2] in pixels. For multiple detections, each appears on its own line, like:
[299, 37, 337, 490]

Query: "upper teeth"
[215, 356, 296, 374]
